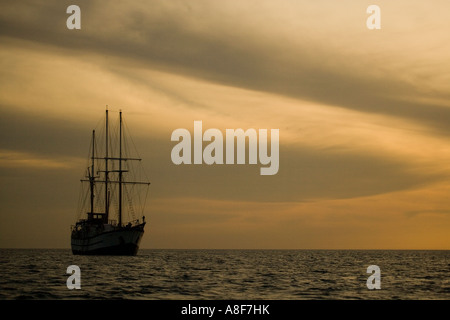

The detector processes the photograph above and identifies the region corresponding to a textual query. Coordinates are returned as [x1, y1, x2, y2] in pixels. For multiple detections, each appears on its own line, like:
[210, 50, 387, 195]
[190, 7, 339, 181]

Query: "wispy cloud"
[1, 1, 450, 133]
[0, 149, 82, 169]
[0, 1, 449, 248]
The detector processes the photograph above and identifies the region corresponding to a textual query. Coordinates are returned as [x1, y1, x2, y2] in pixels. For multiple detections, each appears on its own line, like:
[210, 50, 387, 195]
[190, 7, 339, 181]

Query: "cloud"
[0, 149, 81, 169]
[1, 0, 450, 134]
[1, 1, 450, 248]
[2, 37, 450, 204]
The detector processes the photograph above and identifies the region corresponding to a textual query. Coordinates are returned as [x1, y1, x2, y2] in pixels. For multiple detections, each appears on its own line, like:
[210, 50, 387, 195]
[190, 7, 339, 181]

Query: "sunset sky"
[1, 0, 449, 249]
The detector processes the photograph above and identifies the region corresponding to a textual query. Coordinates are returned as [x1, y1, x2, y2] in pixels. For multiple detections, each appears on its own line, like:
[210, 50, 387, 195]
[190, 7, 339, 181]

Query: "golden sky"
[1, 0, 449, 249]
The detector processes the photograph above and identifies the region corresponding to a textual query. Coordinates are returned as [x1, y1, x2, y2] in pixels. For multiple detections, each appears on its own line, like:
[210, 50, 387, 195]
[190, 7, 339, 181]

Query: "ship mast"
[90, 130, 95, 216]
[118, 110, 123, 227]
[80, 109, 151, 226]
[105, 108, 109, 222]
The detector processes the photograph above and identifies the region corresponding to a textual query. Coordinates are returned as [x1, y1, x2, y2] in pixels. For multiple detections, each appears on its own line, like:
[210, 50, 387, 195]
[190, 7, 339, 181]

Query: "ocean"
[0, 249, 448, 300]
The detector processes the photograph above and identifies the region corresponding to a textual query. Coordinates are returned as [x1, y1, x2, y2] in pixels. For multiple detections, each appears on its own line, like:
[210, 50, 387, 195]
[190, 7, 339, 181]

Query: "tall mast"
[90, 130, 95, 215]
[119, 110, 123, 227]
[105, 108, 109, 221]
[78, 109, 151, 225]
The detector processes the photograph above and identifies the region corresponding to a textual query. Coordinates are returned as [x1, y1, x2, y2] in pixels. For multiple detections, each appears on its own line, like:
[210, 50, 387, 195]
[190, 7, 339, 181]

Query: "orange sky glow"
[1, 1, 449, 249]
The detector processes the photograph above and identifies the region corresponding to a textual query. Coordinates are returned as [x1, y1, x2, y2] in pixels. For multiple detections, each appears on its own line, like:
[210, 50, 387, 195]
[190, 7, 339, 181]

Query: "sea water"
[0, 249, 448, 300]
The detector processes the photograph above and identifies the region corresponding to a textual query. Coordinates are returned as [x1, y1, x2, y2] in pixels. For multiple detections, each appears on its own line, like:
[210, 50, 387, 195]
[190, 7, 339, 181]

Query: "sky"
[0, 0, 449, 249]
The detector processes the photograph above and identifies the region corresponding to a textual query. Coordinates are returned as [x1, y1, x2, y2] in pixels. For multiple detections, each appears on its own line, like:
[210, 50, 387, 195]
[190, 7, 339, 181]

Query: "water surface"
[0, 249, 448, 299]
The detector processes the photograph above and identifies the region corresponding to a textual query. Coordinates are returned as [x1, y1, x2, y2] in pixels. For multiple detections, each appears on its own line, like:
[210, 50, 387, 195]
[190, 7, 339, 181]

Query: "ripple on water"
[0, 249, 449, 299]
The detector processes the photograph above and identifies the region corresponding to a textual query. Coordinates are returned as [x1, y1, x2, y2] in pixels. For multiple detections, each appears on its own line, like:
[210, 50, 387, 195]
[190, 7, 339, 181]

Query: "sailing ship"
[71, 109, 150, 255]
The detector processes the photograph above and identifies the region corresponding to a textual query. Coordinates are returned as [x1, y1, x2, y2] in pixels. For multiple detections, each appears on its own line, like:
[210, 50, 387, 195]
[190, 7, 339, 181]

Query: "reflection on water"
[0, 249, 448, 299]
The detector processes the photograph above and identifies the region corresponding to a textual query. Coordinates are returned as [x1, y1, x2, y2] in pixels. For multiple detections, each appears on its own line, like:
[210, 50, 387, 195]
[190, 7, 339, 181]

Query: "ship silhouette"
[71, 109, 150, 255]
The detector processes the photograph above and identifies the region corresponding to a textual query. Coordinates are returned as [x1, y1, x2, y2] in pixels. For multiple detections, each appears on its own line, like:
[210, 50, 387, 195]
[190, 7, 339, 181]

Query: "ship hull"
[71, 223, 145, 256]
